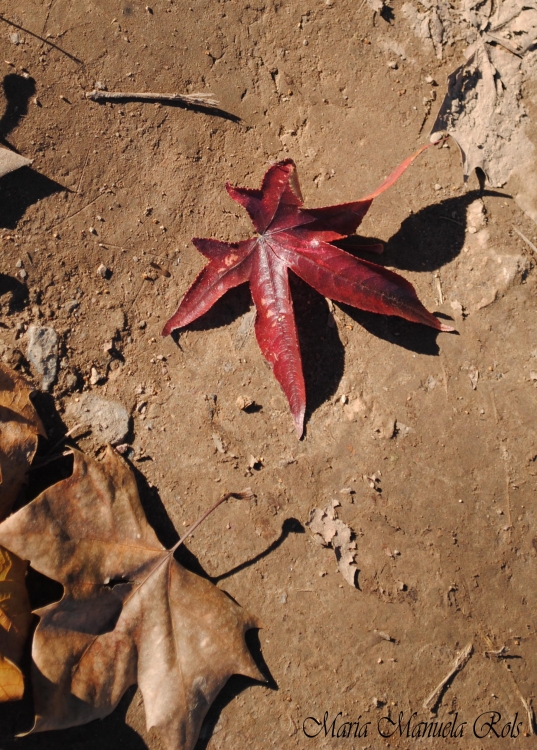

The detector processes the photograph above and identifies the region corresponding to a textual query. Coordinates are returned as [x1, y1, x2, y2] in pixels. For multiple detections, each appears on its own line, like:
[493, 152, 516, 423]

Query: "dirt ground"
[1, 1, 537, 748]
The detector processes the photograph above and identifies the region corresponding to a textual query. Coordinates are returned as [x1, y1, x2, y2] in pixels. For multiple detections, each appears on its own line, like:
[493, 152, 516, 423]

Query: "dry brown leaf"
[0, 363, 46, 518]
[307, 502, 359, 587]
[0, 447, 262, 749]
[0, 364, 45, 702]
[0, 547, 32, 701]
[0, 147, 32, 179]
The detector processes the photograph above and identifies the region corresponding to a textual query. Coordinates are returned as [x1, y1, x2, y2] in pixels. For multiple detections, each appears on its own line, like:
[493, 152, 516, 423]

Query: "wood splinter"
[85, 89, 219, 108]
[423, 642, 473, 713]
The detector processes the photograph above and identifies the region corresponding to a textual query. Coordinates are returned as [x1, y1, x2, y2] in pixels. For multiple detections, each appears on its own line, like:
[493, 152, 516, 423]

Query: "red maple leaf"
[163, 145, 453, 437]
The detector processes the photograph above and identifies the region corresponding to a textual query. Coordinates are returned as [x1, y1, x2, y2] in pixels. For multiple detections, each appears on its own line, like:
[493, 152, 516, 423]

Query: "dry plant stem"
[483, 634, 535, 735]
[113, 489, 255, 618]
[30, 450, 73, 471]
[513, 227, 537, 255]
[170, 487, 254, 555]
[85, 90, 219, 108]
[423, 642, 473, 712]
[173, 489, 254, 552]
[0, 13, 82, 63]
[45, 423, 86, 455]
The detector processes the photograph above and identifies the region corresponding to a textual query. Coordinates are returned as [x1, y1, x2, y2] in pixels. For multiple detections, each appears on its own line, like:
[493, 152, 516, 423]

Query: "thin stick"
[513, 227, 537, 255]
[45, 423, 87, 455]
[30, 450, 73, 471]
[0, 13, 82, 64]
[86, 90, 219, 108]
[440, 215, 464, 227]
[423, 642, 473, 712]
[171, 489, 254, 553]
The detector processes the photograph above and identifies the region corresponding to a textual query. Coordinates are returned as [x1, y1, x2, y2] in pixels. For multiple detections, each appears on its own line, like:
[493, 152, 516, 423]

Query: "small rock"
[236, 395, 253, 410]
[15, 259, 23, 268]
[64, 372, 78, 392]
[430, 130, 446, 145]
[138, 320, 147, 330]
[26, 324, 58, 391]
[529, 371, 537, 381]
[89, 226, 97, 235]
[9, 32, 20, 44]
[90, 367, 102, 385]
[247, 455, 263, 470]
[65, 393, 130, 445]
[65, 300, 79, 313]
[18, 269, 27, 280]
[388, 61, 398, 69]
[97, 263, 110, 279]
[434, 183, 442, 191]
[0, 341, 23, 369]
[103, 309, 126, 338]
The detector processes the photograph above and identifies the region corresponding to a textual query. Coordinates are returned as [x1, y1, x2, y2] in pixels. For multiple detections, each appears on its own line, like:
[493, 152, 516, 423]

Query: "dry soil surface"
[1, 1, 537, 749]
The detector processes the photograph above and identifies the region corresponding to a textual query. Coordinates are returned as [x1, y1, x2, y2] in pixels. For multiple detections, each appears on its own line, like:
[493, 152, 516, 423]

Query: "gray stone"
[65, 394, 130, 445]
[26, 325, 58, 391]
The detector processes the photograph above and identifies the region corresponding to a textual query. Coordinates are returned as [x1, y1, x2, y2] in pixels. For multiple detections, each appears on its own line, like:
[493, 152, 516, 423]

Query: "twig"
[440, 215, 464, 227]
[423, 642, 473, 712]
[434, 273, 444, 304]
[45, 423, 88, 455]
[513, 681, 536, 735]
[0, 13, 82, 64]
[513, 227, 537, 255]
[30, 450, 73, 471]
[86, 90, 219, 108]
[483, 633, 535, 734]
[171, 488, 254, 552]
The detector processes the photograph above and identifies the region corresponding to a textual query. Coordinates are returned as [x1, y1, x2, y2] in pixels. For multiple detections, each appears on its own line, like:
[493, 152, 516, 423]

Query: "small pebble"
[388, 61, 398, 69]
[64, 372, 78, 392]
[89, 226, 97, 235]
[90, 367, 101, 385]
[236, 395, 253, 410]
[434, 183, 442, 191]
[97, 263, 109, 278]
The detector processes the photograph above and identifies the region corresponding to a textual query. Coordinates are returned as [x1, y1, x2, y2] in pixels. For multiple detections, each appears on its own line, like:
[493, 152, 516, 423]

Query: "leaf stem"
[171, 489, 254, 553]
